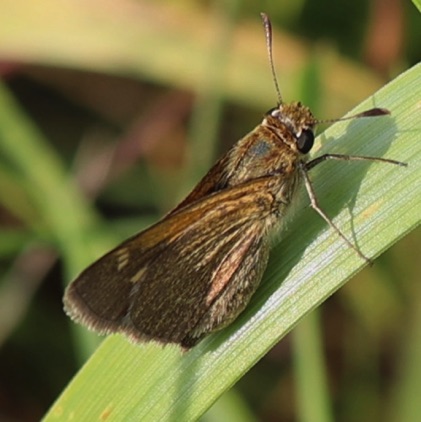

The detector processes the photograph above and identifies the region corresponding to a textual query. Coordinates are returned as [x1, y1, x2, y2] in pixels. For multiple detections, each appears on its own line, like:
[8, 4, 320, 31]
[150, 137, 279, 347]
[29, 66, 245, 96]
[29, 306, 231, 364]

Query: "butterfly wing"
[64, 176, 279, 347]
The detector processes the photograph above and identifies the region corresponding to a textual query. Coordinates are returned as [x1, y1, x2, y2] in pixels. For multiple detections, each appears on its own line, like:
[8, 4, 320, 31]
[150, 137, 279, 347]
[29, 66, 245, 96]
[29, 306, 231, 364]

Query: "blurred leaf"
[0, 83, 100, 274]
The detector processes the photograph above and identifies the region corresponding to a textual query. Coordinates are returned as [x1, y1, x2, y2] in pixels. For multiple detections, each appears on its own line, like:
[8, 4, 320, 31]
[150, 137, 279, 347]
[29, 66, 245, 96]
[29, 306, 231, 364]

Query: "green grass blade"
[0, 83, 96, 272]
[0, 82, 114, 357]
[293, 311, 333, 422]
[43, 63, 420, 422]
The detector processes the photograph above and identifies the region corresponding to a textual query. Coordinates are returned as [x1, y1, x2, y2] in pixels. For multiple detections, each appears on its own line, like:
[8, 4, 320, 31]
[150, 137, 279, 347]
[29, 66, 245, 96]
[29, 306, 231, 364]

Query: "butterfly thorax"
[222, 102, 315, 186]
[170, 102, 317, 214]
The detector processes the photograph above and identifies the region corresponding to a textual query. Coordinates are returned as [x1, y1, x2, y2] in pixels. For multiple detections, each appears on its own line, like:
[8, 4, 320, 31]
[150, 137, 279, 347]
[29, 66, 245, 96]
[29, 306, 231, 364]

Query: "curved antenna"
[260, 13, 283, 105]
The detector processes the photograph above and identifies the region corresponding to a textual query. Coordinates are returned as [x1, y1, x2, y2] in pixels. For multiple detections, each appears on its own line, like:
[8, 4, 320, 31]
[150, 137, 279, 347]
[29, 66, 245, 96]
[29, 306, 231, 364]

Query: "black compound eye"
[296, 129, 314, 153]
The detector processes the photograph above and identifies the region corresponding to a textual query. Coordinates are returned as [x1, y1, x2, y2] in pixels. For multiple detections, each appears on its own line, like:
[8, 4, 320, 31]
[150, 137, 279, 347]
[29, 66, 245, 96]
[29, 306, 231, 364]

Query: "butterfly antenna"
[261, 13, 283, 105]
[316, 107, 390, 125]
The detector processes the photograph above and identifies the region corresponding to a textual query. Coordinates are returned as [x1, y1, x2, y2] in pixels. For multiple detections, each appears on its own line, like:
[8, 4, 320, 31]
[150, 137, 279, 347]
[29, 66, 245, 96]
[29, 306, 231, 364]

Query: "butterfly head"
[263, 101, 317, 155]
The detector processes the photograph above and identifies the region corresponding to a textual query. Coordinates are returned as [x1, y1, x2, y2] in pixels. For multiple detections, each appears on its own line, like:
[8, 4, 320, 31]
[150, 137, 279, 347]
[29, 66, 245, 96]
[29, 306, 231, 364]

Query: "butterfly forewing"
[64, 176, 279, 346]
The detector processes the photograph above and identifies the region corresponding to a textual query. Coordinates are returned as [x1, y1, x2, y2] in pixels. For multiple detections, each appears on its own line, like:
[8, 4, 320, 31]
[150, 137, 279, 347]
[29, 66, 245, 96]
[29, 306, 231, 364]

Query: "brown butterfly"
[63, 14, 405, 349]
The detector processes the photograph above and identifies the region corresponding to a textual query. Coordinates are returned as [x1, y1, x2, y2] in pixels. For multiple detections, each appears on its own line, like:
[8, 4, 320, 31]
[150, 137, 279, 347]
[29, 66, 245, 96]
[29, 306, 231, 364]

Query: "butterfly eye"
[296, 129, 314, 153]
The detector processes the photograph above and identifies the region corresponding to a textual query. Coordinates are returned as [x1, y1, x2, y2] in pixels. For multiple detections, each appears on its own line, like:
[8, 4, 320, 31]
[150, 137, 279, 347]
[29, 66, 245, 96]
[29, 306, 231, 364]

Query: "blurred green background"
[0, 0, 420, 421]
